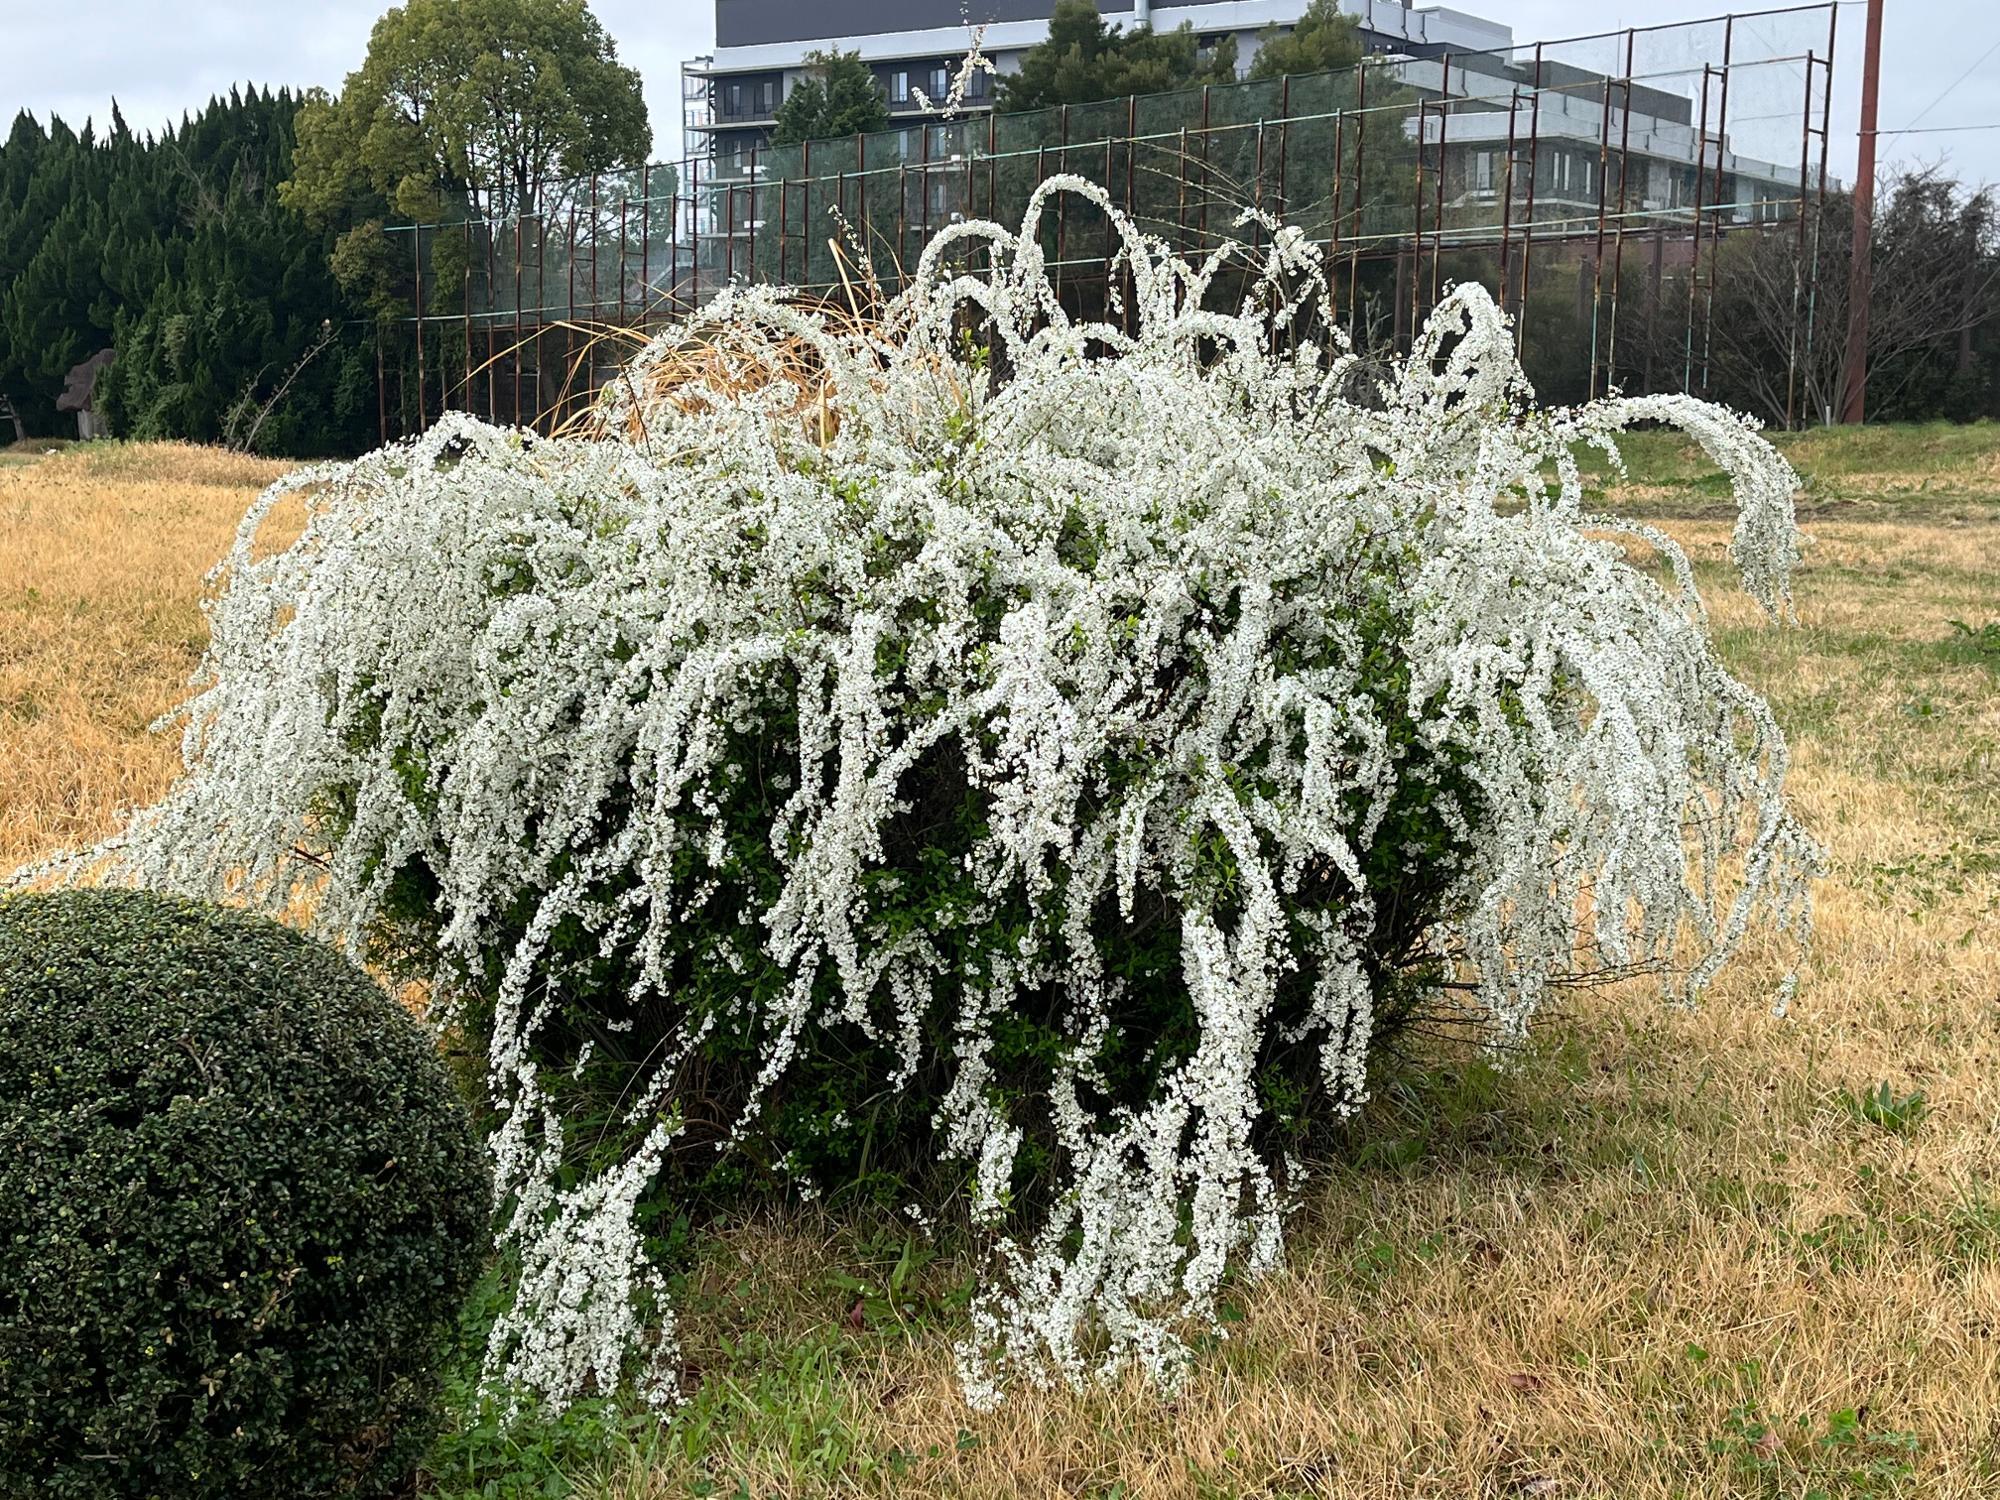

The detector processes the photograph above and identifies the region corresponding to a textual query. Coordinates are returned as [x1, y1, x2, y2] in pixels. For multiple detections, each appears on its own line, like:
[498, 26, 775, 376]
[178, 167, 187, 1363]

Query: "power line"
[1890, 36, 2000, 139]
[1879, 122, 2000, 138]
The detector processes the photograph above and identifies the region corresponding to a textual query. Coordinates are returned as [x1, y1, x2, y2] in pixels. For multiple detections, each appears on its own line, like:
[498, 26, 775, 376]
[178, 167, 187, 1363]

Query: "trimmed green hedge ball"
[0, 889, 489, 1498]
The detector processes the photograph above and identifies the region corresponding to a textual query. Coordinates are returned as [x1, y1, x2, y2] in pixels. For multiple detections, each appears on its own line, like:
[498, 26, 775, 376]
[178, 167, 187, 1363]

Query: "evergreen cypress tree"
[0, 90, 375, 455]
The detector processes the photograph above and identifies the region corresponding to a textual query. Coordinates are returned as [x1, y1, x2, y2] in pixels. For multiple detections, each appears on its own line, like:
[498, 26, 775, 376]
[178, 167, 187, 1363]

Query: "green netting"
[409, 5, 1841, 301]
[392, 4, 1840, 427]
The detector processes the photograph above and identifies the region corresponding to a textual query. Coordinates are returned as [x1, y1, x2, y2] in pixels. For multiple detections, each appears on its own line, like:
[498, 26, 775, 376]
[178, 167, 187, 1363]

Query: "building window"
[1473, 150, 1493, 191]
[725, 82, 743, 116]
[929, 66, 951, 101]
[890, 69, 911, 104]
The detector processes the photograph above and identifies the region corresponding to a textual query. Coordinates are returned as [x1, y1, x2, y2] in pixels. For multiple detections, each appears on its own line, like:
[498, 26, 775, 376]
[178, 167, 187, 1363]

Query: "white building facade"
[683, 1, 1516, 165]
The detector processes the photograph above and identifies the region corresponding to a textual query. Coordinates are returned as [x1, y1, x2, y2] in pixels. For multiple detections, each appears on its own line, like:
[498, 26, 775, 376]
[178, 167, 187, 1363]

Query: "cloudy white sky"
[2, 2, 1995, 184]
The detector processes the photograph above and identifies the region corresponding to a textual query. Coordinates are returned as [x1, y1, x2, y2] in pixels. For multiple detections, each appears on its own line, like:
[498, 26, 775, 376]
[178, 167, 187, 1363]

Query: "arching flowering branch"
[27, 180, 1821, 1412]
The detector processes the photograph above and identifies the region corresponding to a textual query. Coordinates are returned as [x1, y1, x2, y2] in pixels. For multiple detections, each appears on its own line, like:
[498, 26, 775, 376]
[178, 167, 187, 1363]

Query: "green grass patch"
[1569, 419, 2000, 516]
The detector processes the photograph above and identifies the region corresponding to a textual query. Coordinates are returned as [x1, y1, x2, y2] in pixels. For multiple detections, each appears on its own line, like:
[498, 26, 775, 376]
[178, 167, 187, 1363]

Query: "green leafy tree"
[283, 0, 649, 225]
[280, 0, 650, 331]
[771, 49, 889, 146]
[1249, 0, 1364, 79]
[998, 0, 1238, 113]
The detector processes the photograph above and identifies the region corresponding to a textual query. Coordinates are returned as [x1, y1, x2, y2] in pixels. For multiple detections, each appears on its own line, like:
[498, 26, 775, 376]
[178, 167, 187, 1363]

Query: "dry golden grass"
[2, 438, 1996, 1498]
[0, 443, 290, 869]
[608, 474, 2000, 1499]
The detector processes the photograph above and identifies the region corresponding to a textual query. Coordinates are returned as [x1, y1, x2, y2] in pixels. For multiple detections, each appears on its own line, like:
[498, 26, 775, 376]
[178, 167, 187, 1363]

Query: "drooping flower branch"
[25, 178, 1821, 1411]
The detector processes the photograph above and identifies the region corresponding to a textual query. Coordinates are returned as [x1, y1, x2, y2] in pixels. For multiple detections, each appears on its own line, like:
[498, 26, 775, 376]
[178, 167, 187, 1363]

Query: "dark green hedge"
[0, 889, 490, 1499]
[365, 585, 1472, 1225]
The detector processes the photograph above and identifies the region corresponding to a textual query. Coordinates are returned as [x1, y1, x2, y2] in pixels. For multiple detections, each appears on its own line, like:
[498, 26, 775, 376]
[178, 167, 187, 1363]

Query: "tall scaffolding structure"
[382, 4, 1845, 438]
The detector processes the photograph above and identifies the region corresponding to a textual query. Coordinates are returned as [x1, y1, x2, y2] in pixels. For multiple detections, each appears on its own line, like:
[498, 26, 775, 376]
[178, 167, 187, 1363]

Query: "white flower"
[24, 177, 1820, 1414]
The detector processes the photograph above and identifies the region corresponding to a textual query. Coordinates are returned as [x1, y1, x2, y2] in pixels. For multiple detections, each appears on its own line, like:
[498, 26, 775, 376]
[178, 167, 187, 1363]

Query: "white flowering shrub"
[42, 179, 1820, 1412]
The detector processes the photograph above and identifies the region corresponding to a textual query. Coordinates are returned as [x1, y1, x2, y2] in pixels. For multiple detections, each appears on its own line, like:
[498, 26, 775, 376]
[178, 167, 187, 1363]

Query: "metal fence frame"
[381, 4, 1843, 438]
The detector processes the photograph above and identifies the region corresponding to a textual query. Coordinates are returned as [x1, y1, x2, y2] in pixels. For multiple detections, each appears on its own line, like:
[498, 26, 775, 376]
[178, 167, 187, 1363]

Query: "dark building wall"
[713, 71, 784, 124]
[717, 0, 1141, 49]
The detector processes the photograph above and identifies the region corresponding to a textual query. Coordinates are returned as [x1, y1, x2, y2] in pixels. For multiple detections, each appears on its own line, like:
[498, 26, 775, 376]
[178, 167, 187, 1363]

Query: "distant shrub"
[0, 889, 489, 1498]
[64, 179, 1819, 1411]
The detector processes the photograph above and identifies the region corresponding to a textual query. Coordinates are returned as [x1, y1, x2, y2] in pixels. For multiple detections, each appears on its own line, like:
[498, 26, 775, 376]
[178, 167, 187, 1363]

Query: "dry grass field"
[0, 443, 292, 870]
[3, 431, 1996, 1499]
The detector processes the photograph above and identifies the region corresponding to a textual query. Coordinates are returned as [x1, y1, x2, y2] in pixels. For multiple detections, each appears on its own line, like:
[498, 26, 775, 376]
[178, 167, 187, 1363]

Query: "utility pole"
[1840, 0, 1886, 424]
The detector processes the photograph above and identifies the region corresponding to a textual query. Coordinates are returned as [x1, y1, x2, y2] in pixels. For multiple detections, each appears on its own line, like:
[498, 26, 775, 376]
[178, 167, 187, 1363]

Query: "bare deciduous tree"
[1625, 167, 1999, 427]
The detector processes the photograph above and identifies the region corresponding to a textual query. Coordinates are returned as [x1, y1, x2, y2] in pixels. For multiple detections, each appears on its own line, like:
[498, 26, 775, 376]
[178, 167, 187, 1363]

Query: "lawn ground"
[2, 428, 1996, 1499]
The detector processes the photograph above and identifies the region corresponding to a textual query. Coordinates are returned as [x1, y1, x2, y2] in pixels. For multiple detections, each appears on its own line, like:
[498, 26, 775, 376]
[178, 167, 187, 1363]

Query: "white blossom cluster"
[909, 23, 996, 119]
[32, 178, 1820, 1412]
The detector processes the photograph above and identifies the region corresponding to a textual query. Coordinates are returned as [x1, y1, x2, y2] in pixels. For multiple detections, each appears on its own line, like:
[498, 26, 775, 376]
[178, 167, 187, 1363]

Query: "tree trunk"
[0, 393, 24, 445]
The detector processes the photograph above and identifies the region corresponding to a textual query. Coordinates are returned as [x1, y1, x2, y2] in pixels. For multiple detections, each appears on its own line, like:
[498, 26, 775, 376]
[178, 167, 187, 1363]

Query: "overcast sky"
[2, 2, 1995, 184]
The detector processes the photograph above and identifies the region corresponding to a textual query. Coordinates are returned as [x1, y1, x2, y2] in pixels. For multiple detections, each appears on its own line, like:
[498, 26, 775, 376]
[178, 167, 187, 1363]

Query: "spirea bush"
[0, 889, 489, 1498]
[36, 179, 1819, 1411]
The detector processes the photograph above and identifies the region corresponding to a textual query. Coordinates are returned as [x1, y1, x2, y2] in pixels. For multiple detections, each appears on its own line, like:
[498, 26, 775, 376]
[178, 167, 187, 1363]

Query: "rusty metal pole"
[413, 223, 426, 431]
[1605, 32, 1636, 395]
[1105, 133, 1117, 310]
[1276, 74, 1290, 226]
[1841, 0, 1886, 424]
[854, 132, 866, 291]
[1803, 7, 1839, 421]
[1328, 108, 1345, 325]
[832, 170, 844, 292]
[535, 211, 547, 431]
[589, 174, 600, 396]
[1684, 65, 1715, 393]
[1199, 86, 1212, 244]
[639, 164, 651, 328]
[1409, 99, 1426, 342]
[1348, 60, 1367, 342]
[1699, 19, 1735, 394]
[1588, 74, 1615, 399]
[1432, 57, 1451, 313]
[1498, 86, 1520, 319]
[1787, 52, 1816, 429]
[1517, 43, 1545, 354]
[512, 215, 523, 428]
[1254, 119, 1268, 277]
[667, 161, 679, 312]
[565, 200, 577, 417]
[1177, 125, 1190, 254]
[1124, 93, 1139, 334]
[1057, 104, 1070, 300]
[462, 221, 473, 412]
[486, 218, 498, 419]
